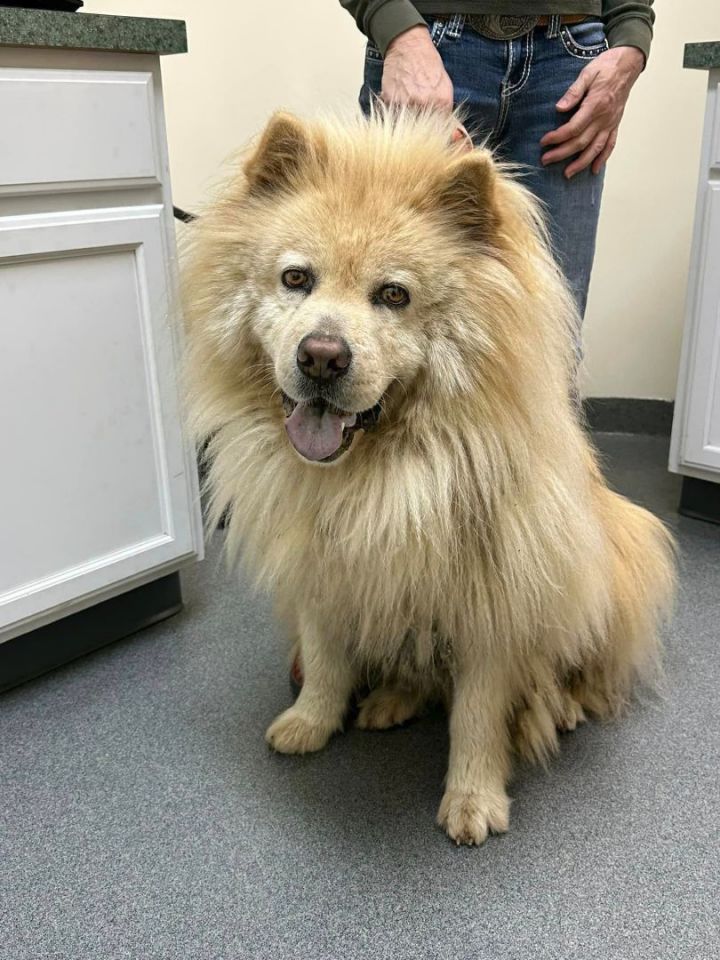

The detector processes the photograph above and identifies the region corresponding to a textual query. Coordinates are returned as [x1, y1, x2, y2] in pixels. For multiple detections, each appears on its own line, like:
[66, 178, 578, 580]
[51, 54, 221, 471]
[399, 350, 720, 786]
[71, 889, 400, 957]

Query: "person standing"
[339, 1, 653, 319]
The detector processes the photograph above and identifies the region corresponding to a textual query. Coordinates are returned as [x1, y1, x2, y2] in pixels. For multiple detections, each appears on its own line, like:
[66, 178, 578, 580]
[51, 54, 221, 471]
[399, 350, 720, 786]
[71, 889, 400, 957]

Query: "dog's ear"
[434, 150, 500, 242]
[244, 112, 322, 195]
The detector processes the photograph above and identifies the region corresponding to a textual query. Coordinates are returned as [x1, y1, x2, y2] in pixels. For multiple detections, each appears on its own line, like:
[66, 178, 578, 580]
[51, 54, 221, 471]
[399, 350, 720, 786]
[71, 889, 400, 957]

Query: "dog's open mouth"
[282, 393, 381, 463]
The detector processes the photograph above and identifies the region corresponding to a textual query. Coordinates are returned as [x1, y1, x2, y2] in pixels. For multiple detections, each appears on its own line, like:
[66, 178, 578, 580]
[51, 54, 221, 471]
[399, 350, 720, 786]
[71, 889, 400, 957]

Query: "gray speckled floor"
[1, 435, 719, 960]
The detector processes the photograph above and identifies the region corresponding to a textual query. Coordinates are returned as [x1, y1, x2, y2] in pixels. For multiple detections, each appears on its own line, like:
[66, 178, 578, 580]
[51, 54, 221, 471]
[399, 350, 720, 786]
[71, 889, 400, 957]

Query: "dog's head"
[186, 110, 568, 466]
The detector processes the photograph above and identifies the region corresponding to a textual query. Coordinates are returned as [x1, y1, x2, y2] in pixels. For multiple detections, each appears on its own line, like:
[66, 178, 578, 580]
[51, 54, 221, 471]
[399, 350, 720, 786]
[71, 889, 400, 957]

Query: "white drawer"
[0, 66, 160, 193]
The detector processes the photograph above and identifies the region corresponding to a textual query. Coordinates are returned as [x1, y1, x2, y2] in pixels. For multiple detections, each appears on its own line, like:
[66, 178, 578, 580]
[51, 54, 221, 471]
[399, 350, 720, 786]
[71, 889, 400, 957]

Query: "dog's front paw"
[265, 707, 334, 754]
[437, 788, 510, 846]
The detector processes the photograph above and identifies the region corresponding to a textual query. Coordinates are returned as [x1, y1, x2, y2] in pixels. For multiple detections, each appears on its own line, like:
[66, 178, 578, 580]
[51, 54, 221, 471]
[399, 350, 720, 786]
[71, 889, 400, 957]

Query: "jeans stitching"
[561, 23, 606, 51]
[559, 25, 608, 59]
[505, 30, 533, 96]
[491, 40, 515, 141]
[546, 15, 561, 39]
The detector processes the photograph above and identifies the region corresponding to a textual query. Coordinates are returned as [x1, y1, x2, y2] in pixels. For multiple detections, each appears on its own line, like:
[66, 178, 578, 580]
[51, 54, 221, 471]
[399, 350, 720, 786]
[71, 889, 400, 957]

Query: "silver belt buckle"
[467, 15, 539, 40]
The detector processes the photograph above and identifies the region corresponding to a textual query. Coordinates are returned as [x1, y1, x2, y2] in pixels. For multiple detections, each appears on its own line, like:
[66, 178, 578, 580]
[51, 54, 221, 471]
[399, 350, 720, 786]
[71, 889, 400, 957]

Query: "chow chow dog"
[182, 109, 675, 845]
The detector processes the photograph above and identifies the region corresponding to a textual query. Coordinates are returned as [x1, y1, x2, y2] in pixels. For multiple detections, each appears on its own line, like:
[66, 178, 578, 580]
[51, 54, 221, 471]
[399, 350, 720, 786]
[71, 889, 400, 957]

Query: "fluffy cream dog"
[182, 109, 676, 845]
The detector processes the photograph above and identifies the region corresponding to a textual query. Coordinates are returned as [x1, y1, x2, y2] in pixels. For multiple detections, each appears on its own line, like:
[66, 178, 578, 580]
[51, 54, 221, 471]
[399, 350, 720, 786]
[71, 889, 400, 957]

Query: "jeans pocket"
[560, 20, 608, 59]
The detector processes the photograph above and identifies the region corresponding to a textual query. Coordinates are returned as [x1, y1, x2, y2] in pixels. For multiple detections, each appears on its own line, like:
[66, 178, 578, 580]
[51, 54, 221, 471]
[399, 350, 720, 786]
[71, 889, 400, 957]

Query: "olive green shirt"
[339, 1, 654, 59]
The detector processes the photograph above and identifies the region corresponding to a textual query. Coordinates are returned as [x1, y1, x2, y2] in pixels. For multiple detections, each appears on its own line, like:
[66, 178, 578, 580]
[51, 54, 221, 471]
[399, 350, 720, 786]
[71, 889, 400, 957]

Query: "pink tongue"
[285, 402, 344, 461]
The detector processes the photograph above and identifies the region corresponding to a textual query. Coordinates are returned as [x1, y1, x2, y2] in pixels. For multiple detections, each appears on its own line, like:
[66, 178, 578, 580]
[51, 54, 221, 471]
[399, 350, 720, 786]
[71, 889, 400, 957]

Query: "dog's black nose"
[297, 333, 352, 383]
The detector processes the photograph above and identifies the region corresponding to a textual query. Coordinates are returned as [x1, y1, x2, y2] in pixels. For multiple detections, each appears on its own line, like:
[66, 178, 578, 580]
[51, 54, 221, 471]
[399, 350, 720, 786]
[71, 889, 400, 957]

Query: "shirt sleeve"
[602, 0, 655, 63]
[339, 0, 426, 55]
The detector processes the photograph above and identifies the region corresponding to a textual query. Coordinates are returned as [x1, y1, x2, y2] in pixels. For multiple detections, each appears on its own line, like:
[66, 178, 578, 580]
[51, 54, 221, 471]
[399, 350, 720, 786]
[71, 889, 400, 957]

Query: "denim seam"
[560, 23, 607, 52]
[491, 39, 515, 141]
[559, 25, 608, 59]
[505, 30, 533, 96]
[546, 15, 561, 39]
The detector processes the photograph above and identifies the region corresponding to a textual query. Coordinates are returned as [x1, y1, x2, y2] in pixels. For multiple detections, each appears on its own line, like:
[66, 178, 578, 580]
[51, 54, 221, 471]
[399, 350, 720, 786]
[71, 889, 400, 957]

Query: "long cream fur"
[182, 108, 676, 845]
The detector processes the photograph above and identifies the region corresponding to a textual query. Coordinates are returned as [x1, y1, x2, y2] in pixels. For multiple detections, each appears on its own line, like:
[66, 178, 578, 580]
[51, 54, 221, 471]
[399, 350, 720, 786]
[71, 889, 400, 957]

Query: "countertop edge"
[684, 41, 720, 71]
[0, 8, 187, 56]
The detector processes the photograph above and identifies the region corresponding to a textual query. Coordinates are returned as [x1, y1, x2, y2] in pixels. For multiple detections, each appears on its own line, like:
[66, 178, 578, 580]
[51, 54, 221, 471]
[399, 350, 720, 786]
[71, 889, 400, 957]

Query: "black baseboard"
[678, 476, 720, 525]
[583, 398, 674, 436]
[0, 573, 182, 694]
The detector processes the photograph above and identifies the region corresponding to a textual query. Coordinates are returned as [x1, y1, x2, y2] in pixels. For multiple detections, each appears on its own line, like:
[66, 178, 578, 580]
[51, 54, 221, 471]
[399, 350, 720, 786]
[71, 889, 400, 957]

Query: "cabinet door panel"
[680, 183, 720, 471]
[0, 207, 200, 633]
[0, 67, 160, 193]
[711, 80, 720, 170]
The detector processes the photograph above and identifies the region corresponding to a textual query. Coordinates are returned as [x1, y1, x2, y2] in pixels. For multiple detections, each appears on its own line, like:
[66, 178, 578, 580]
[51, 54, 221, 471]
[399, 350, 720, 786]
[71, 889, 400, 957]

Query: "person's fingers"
[591, 128, 618, 174]
[382, 89, 453, 110]
[556, 64, 594, 112]
[541, 122, 601, 166]
[451, 124, 473, 152]
[540, 101, 596, 147]
[382, 91, 451, 111]
[564, 131, 610, 179]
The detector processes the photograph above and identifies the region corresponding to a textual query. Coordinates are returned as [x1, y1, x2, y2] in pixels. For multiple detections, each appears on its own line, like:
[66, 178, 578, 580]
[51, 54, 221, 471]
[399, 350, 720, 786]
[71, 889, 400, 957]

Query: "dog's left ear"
[434, 150, 500, 242]
[244, 112, 324, 195]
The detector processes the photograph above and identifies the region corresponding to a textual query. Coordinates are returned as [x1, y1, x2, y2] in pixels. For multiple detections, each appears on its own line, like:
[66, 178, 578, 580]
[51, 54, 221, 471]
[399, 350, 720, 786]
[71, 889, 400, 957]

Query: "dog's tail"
[574, 484, 677, 716]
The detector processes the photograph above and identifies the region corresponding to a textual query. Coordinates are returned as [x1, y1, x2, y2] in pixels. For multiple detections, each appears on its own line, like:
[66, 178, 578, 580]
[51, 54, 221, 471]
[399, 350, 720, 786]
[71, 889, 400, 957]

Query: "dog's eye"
[282, 268, 312, 291]
[377, 284, 410, 308]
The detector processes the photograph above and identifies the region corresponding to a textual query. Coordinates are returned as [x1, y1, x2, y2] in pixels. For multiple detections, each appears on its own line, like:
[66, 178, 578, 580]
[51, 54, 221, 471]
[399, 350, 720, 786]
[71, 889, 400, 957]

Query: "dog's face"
[250, 196, 434, 463]
[206, 113, 505, 465]
[251, 186, 453, 464]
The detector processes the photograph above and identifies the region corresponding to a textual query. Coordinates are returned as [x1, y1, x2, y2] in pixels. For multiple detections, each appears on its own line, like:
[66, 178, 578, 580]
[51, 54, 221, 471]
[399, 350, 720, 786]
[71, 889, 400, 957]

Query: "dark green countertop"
[0, 7, 186, 55]
[684, 42, 720, 71]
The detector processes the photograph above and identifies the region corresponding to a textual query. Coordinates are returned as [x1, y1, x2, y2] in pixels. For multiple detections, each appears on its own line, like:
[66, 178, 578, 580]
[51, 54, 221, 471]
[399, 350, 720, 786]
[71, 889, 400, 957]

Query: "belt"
[458, 14, 589, 41]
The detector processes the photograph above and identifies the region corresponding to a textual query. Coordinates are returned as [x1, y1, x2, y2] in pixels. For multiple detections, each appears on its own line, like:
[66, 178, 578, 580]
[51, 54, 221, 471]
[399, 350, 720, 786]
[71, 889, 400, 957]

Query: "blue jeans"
[360, 15, 608, 321]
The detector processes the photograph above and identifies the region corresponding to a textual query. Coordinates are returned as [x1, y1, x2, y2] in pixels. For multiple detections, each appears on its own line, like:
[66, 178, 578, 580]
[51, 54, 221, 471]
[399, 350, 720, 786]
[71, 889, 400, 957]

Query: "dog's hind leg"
[572, 489, 676, 719]
[512, 686, 586, 765]
[356, 686, 426, 730]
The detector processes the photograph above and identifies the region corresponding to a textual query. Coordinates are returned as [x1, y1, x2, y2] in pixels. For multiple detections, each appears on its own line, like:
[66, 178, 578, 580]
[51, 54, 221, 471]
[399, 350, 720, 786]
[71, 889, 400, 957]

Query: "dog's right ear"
[433, 149, 500, 243]
[244, 112, 321, 195]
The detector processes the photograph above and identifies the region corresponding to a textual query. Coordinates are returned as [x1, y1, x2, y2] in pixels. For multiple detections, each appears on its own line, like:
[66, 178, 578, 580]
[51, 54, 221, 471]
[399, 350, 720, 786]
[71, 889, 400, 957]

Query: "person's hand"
[381, 26, 471, 149]
[540, 45, 645, 179]
[451, 126, 473, 151]
[382, 25, 454, 111]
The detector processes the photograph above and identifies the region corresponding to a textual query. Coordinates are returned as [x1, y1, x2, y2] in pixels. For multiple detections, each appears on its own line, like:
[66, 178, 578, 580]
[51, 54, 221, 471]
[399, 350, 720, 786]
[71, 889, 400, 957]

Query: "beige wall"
[90, 1, 719, 398]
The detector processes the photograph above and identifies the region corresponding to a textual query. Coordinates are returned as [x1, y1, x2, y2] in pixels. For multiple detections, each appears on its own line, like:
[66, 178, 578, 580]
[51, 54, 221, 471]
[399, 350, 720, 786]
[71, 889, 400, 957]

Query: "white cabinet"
[670, 69, 720, 483]
[0, 65, 162, 191]
[0, 43, 202, 650]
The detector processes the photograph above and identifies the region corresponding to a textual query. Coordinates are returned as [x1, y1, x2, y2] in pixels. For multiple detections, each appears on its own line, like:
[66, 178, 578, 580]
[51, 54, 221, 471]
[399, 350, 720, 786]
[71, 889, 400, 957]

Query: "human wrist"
[370, 1, 426, 57]
[606, 18, 652, 67]
[614, 45, 646, 77]
[386, 24, 434, 56]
